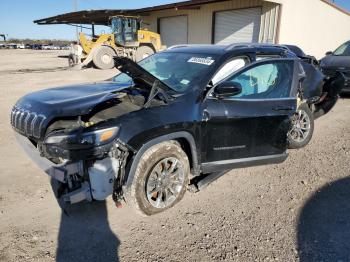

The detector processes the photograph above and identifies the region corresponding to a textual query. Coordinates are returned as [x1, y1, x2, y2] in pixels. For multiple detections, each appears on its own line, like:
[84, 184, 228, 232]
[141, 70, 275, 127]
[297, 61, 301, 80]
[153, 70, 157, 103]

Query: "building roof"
[34, 10, 133, 25]
[33, 0, 230, 25]
[33, 0, 350, 26]
[320, 0, 350, 17]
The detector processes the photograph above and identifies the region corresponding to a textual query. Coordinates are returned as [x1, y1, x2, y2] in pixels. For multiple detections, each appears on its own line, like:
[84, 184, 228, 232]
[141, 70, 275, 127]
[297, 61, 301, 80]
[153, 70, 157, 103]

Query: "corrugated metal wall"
[214, 7, 262, 44]
[259, 2, 280, 43]
[141, 0, 280, 45]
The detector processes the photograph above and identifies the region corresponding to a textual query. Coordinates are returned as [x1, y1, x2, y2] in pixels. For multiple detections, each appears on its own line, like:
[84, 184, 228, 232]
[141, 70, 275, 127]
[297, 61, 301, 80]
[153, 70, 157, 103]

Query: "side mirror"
[213, 81, 242, 99]
[325, 51, 333, 56]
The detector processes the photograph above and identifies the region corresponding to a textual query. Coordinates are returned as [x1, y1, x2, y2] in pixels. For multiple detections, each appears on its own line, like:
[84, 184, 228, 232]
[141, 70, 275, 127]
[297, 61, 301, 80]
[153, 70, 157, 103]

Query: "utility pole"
[73, 0, 79, 42]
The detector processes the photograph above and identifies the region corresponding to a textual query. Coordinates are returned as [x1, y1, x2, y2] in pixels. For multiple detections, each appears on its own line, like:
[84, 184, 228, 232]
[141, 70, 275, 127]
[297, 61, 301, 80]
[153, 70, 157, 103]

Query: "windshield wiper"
[144, 80, 172, 108]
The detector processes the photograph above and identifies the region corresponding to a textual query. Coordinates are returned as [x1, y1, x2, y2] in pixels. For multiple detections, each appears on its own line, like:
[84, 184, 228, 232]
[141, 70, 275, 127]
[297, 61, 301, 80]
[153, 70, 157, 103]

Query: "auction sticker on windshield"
[188, 57, 215, 66]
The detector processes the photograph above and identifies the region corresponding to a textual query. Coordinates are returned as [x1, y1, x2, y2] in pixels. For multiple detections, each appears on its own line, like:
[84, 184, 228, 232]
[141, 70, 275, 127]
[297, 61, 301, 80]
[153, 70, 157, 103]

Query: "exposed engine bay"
[45, 91, 143, 134]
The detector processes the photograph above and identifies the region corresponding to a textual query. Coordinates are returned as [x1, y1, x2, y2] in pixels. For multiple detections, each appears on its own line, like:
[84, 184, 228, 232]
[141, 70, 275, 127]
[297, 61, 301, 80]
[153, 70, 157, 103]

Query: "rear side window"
[333, 42, 350, 56]
[226, 60, 294, 99]
[211, 57, 248, 85]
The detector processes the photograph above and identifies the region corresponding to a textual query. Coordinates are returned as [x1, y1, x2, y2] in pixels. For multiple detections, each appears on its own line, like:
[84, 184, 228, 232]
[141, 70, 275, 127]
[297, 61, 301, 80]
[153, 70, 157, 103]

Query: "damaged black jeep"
[11, 44, 343, 215]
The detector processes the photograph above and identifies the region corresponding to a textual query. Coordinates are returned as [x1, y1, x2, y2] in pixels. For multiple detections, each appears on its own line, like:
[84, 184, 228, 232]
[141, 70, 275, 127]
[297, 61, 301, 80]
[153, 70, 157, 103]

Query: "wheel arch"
[124, 131, 199, 188]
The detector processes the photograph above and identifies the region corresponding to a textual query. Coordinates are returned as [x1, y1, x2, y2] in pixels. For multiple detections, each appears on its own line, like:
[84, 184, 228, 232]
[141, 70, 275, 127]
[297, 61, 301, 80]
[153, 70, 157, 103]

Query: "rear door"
[201, 59, 298, 172]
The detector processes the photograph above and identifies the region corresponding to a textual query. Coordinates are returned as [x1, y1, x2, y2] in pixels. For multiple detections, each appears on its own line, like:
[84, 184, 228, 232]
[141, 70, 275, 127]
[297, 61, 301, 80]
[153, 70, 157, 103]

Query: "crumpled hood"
[320, 55, 350, 69]
[15, 81, 131, 116]
[11, 81, 133, 139]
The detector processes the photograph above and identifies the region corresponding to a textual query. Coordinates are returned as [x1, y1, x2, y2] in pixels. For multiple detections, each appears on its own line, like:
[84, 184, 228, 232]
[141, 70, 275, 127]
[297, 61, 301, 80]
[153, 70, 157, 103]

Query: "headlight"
[45, 127, 119, 148]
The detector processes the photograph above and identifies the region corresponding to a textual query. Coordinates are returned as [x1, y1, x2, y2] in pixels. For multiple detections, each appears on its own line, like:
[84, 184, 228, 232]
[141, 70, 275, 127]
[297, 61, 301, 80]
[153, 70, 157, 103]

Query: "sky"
[1, 0, 350, 40]
[0, 0, 180, 40]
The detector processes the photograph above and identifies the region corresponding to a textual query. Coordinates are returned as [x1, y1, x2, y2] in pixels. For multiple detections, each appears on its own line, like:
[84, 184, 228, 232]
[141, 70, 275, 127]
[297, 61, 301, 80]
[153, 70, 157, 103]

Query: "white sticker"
[188, 57, 215, 65]
[180, 79, 190, 85]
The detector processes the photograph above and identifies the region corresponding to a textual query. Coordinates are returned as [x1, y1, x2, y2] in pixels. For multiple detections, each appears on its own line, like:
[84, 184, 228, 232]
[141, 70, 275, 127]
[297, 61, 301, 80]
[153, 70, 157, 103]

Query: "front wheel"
[92, 46, 116, 70]
[135, 46, 155, 62]
[124, 141, 190, 216]
[287, 103, 314, 149]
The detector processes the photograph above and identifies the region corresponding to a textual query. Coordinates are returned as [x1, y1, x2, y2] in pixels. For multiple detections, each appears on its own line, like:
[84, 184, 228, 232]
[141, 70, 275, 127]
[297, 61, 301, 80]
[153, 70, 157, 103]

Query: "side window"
[226, 60, 294, 99]
[211, 57, 248, 85]
[334, 42, 350, 56]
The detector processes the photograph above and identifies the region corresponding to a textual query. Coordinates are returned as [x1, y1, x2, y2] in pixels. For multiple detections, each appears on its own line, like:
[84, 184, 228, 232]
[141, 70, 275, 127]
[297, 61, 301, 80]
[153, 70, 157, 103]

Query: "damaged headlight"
[44, 127, 119, 148]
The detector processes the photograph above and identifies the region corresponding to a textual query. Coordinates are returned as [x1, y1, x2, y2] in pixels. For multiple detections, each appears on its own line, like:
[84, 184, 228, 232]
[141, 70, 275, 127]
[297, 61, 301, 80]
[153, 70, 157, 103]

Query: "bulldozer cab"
[111, 16, 140, 47]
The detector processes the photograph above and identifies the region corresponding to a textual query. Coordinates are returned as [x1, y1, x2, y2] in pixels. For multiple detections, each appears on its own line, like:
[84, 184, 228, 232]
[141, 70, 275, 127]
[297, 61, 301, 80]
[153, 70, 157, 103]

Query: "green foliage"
[7, 38, 72, 45]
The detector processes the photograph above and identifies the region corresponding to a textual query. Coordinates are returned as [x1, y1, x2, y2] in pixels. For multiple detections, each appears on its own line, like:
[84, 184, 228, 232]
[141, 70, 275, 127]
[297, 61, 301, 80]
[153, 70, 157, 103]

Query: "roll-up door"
[159, 15, 188, 47]
[214, 7, 262, 45]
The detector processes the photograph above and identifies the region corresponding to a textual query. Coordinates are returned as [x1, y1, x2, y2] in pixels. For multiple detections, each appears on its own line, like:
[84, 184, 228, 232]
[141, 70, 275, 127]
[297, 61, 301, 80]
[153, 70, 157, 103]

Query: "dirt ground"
[0, 49, 349, 262]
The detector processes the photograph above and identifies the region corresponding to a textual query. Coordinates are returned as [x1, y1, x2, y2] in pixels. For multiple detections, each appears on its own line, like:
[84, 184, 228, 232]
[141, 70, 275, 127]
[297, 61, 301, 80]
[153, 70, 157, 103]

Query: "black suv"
[320, 40, 350, 93]
[11, 44, 342, 215]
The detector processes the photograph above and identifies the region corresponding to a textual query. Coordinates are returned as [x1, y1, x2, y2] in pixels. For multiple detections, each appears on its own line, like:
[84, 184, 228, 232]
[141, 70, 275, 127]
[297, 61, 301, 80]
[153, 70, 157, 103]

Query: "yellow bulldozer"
[74, 15, 165, 69]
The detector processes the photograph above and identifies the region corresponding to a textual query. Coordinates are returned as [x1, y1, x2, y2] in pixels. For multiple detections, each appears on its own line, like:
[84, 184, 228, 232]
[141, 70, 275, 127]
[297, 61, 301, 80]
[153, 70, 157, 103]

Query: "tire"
[92, 46, 116, 70]
[124, 141, 190, 216]
[287, 103, 314, 149]
[135, 45, 155, 62]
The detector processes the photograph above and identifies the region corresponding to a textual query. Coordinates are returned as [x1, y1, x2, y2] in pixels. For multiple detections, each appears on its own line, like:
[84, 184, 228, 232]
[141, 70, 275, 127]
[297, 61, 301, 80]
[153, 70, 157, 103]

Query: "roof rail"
[225, 43, 288, 51]
[225, 43, 250, 50]
[167, 44, 190, 50]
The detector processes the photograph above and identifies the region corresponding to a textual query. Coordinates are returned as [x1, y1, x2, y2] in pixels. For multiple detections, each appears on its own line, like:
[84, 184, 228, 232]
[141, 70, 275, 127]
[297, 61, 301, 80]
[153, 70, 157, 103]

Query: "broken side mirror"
[213, 81, 242, 99]
[325, 51, 333, 56]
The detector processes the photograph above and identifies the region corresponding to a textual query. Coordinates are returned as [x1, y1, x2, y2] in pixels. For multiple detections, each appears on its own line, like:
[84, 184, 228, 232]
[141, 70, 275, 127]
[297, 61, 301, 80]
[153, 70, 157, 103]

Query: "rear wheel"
[287, 103, 314, 149]
[124, 141, 189, 216]
[92, 46, 116, 70]
[135, 45, 155, 62]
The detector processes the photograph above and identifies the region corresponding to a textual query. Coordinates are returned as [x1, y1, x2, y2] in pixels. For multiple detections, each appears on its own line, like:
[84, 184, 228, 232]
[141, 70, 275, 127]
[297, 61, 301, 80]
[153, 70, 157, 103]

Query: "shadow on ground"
[297, 177, 350, 261]
[340, 93, 350, 99]
[56, 201, 120, 262]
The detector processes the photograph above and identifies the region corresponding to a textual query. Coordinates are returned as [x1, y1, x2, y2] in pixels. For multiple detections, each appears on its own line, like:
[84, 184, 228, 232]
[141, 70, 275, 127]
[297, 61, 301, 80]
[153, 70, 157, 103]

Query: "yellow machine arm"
[138, 30, 164, 51]
[79, 33, 116, 54]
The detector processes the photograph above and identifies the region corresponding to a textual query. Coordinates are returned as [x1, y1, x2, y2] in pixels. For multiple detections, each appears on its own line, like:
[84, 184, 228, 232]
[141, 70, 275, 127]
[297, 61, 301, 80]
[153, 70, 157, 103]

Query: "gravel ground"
[0, 50, 349, 262]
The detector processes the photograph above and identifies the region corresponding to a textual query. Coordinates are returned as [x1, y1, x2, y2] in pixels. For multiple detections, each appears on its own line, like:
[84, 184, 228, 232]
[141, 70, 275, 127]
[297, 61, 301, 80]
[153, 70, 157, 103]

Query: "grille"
[10, 107, 46, 139]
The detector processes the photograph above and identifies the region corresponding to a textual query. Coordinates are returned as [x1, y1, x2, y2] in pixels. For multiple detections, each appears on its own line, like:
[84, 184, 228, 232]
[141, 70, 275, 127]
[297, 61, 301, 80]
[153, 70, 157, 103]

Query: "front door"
[201, 59, 297, 172]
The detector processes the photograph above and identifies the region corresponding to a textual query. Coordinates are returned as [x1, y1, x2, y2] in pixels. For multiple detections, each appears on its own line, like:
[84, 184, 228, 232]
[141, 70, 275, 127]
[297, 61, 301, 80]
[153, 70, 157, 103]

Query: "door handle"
[203, 110, 211, 122]
[272, 106, 294, 112]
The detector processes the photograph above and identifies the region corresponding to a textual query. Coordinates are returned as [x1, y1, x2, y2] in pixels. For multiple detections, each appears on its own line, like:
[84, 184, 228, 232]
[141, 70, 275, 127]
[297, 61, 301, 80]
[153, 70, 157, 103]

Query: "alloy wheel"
[288, 109, 311, 143]
[146, 157, 185, 209]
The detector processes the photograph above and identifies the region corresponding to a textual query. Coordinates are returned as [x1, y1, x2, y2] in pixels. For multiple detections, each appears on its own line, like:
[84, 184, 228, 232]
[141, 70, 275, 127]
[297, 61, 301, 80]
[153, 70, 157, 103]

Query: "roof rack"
[225, 43, 288, 51]
[167, 44, 191, 50]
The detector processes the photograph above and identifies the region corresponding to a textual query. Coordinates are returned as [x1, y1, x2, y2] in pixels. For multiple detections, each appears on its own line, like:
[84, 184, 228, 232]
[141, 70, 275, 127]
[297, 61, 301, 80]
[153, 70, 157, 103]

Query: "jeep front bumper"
[14, 133, 120, 205]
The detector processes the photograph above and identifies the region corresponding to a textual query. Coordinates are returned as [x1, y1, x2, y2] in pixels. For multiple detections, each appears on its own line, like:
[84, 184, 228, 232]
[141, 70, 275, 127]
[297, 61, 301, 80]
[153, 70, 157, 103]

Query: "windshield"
[110, 17, 122, 34]
[333, 42, 350, 56]
[113, 52, 217, 92]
